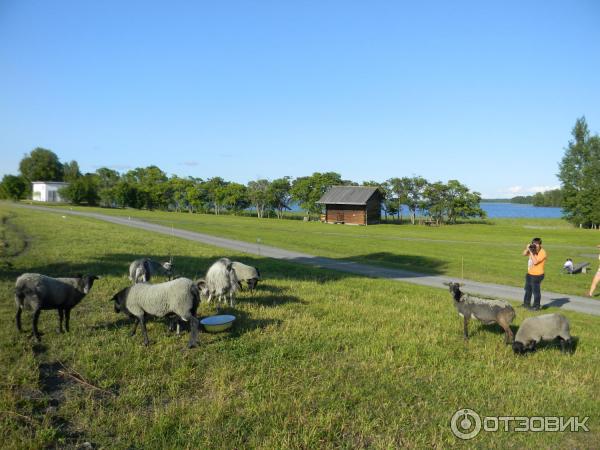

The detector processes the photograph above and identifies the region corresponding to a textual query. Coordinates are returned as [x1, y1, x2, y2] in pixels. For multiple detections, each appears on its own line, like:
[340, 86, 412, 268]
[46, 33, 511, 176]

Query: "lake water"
[289, 202, 563, 219]
[480, 202, 563, 219]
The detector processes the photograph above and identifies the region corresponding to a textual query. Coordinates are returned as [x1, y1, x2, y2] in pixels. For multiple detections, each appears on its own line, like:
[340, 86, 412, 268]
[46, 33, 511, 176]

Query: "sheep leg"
[139, 315, 150, 346]
[498, 317, 513, 344]
[64, 308, 71, 332]
[32, 309, 42, 342]
[560, 338, 572, 353]
[463, 316, 469, 340]
[187, 316, 199, 349]
[57, 309, 65, 333]
[15, 307, 23, 332]
[129, 319, 139, 336]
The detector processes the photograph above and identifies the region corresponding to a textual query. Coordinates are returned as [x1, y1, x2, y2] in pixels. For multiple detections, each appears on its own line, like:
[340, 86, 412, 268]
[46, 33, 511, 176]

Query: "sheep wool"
[203, 258, 240, 307]
[15, 273, 98, 341]
[514, 313, 571, 354]
[124, 278, 198, 319]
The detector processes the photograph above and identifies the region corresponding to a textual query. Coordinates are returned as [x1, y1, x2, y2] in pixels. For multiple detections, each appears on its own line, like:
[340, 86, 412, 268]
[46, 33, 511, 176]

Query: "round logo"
[451, 408, 482, 440]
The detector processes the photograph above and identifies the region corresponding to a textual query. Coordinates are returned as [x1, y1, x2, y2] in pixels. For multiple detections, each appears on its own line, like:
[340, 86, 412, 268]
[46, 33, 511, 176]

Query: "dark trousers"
[524, 273, 544, 308]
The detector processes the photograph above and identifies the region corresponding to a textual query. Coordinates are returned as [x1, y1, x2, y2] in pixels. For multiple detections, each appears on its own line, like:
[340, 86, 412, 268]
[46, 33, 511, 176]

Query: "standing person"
[588, 245, 600, 297]
[522, 237, 547, 310]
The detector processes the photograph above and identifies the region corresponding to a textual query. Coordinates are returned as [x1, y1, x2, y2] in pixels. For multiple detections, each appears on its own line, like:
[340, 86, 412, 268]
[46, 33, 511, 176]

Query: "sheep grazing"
[128, 257, 173, 284]
[111, 277, 200, 348]
[231, 261, 261, 293]
[15, 273, 99, 342]
[447, 282, 516, 344]
[513, 313, 572, 354]
[198, 258, 241, 308]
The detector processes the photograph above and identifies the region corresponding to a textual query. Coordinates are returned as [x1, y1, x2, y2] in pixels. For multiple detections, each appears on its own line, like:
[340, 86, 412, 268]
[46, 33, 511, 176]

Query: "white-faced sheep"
[512, 313, 572, 354]
[447, 282, 516, 344]
[15, 273, 99, 342]
[197, 258, 240, 308]
[231, 261, 261, 293]
[128, 257, 173, 284]
[111, 277, 200, 348]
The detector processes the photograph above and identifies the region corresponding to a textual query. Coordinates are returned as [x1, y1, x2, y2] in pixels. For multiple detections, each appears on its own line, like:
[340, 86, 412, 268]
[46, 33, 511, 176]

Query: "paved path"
[11, 203, 600, 316]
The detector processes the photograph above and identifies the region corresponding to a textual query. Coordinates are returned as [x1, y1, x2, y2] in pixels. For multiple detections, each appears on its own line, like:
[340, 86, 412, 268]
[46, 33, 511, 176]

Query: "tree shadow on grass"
[324, 252, 447, 279]
[0, 248, 447, 285]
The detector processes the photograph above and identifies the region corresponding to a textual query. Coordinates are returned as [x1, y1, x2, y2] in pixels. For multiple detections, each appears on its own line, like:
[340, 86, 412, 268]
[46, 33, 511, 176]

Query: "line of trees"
[511, 189, 563, 207]
[1, 147, 487, 224]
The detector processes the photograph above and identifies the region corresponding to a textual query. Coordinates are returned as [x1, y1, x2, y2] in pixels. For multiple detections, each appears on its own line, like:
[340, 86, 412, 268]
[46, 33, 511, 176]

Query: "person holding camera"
[522, 237, 547, 310]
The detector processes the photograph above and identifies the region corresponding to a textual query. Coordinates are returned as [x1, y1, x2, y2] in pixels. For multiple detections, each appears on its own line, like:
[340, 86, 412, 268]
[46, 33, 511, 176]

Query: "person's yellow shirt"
[528, 248, 547, 276]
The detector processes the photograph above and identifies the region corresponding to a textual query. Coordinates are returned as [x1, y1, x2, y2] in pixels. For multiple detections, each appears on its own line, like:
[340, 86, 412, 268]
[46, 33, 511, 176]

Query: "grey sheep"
[111, 277, 200, 348]
[197, 258, 240, 308]
[231, 261, 261, 293]
[513, 313, 572, 354]
[447, 282, 516, 344]
[15, 273, 99, 342]
[128, 257, 173, 284]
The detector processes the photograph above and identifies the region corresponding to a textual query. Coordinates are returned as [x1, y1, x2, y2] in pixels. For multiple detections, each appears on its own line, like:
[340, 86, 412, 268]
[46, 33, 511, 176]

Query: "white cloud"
[507, 186, 523, 194]
[179, 161, 200, 166]
[529, 185, 560, 193]
[499, 184, 560, 197]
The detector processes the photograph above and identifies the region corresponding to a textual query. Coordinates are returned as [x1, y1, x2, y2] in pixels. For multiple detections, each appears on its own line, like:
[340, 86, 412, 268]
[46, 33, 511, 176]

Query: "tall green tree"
[290, 172, 344, 217]
[401, 176, 428, 224]
[221, 183, 249, 214]
[204, 177, 228, 214]
[19, 147, 64, 182]
[0, 175, 27, 200]
[59, 174, 100, 205]
[268, 177, 292, 218]
[63, 160, 81, 182]
[422, 181, 448, 224]
[247, 179, 273, 218]
[95, 167, 121, 207]
[558, 117, 600, 227]
[444, 180, 485, 222]
[123, 166, 168, 210]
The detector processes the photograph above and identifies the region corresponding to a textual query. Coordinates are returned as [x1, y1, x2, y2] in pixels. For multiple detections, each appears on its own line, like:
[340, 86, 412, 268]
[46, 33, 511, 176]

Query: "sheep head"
[111, 287, 130, 314]
[78, 275, 99, 294]
[446, 282, 464, 302]
[195, 279, 210, 298]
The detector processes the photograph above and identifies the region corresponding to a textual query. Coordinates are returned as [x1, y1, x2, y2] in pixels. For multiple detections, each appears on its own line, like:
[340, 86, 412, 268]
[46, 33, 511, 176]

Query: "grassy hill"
[1, 204, 599, 448]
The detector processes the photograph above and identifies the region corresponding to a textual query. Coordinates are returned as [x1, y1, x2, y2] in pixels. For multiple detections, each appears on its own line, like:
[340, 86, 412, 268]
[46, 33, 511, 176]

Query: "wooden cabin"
[317, 186, 382, 225]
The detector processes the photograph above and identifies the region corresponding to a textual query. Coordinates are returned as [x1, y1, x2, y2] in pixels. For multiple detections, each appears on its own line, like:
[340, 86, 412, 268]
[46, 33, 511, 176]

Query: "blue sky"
[1, 0, 599, 198]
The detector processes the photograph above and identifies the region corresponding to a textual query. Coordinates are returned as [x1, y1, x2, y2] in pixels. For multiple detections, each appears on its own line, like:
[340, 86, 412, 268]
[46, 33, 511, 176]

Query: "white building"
[32, 181, 69, 202]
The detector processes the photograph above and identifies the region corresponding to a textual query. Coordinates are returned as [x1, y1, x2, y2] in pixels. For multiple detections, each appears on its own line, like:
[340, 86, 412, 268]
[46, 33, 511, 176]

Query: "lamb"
[128, 257, 173, 284]
[111, 277, 200, 348]
[231, 261, 261, 293]
[447, 282, 516, 344]
[512, 313, 572, 354]
[15, 273, 99, 342]
[198, 258, 241, 308]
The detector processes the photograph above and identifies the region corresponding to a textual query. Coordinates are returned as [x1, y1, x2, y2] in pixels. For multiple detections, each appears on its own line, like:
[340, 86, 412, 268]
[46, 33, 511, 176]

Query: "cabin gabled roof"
[316, 186, 380, 205]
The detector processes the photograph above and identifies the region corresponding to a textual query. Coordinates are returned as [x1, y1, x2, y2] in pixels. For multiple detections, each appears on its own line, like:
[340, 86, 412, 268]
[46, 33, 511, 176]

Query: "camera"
[528, 243, 538, 254]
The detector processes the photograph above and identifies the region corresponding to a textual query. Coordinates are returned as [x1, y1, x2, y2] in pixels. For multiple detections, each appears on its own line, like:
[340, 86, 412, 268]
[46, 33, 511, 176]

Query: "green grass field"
[1, 203, 599, 448]
[29, 203, 600, 297]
